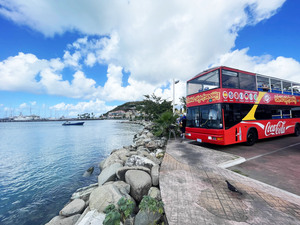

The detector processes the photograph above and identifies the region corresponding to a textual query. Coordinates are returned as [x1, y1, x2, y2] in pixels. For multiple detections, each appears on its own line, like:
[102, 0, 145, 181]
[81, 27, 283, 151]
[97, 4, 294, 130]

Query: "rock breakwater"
[46, 121, 167, 225]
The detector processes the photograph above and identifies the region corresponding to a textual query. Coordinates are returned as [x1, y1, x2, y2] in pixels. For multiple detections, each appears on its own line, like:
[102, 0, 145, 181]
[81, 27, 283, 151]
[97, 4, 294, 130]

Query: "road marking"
[246, 142, 300, 161]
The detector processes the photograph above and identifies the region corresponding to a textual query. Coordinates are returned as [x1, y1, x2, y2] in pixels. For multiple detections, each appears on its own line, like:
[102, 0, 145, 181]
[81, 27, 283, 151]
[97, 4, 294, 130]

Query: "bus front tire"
[295, 124, 300, 137]
[246, 129, 257, 146]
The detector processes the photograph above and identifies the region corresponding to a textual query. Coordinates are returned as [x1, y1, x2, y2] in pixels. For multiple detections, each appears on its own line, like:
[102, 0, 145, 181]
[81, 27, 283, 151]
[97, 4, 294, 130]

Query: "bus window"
[187, 69, 220, 95]
[291, 107, 300, 118]
[271, 79, 282, 93]
[255, 105, 272, 120]
[223, 103, 253, 129]
[239, 73, 256, 90]
[222, 70, 239, 89]
[292, 84, 300, 96]
[283, 81, 292, 95]
[271, 109, 281, 119]
[187, 107, 200, 127]
[257, 75, 270, 92]
[199, 104, 223, 129]
[282, 110, 291, 118]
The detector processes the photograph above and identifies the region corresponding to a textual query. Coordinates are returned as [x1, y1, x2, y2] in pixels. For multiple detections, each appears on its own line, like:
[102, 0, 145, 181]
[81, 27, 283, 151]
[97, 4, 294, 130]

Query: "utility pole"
[173, 79, 179, 113]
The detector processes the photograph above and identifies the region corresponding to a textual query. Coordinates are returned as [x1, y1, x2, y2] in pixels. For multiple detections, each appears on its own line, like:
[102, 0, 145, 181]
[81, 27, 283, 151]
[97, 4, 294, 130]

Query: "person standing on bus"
[179, 114, 187, 139]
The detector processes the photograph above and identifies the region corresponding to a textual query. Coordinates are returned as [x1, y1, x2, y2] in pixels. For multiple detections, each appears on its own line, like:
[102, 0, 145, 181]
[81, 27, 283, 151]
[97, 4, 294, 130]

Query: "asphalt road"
[191, 134, 300, 196]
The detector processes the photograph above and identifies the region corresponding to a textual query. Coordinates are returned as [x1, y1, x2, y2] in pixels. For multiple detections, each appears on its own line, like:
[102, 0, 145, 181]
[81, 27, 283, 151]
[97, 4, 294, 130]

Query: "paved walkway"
[159, 140, 300, 225]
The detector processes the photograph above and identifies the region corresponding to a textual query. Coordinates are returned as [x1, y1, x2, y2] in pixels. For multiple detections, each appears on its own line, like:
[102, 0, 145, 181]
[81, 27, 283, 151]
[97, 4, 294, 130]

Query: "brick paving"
[159, 140, 300, 225]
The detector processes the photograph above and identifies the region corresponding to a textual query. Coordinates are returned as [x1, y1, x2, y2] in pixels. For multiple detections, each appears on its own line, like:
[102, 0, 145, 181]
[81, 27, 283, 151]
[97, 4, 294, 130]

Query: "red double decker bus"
[185, 66, 300, 145]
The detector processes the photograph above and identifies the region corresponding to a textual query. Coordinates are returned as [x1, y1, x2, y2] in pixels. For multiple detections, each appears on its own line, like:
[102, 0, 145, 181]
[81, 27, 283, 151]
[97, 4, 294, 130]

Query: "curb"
[218, 156, 246, 168]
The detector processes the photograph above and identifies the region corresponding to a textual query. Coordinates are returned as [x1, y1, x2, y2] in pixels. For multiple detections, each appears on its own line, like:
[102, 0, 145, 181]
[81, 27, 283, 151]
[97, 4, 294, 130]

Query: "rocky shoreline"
[46, 121, 168, 225]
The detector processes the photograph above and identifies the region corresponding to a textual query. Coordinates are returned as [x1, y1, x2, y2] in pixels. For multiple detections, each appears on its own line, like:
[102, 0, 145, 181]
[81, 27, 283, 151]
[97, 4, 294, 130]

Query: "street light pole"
[173, 79, 179, 113]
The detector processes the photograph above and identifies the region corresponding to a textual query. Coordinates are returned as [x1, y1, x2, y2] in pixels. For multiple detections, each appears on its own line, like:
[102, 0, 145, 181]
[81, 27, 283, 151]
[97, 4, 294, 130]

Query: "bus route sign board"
[186, 89, 300, 107]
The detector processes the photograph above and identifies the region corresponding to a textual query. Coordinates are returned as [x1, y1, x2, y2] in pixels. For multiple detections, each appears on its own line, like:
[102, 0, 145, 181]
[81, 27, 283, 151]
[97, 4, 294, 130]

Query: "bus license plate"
[197, 139, 202, 143]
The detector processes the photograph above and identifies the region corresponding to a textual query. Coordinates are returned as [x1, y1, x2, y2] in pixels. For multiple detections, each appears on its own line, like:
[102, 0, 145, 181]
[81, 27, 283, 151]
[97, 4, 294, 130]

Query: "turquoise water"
[0, 120, 143, 225]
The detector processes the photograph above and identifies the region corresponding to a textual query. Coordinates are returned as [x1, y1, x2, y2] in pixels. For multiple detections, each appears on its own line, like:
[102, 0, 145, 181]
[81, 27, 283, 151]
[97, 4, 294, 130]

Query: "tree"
[137, 94, 172, 121]
[179, 96, 186, 112]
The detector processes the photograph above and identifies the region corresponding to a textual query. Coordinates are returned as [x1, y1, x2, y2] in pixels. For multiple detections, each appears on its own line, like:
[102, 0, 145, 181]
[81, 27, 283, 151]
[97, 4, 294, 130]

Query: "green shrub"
[118, 197, 135, 222]
[103, 197, 135, 225]
[139, 195, 164, 215]
[153, 111, 178, 137]
[103, 204, 121, 225]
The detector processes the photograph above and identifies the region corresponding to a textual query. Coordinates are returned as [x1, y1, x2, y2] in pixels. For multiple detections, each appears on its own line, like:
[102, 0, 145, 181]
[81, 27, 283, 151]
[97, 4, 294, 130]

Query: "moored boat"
[62, 121, 85, 126]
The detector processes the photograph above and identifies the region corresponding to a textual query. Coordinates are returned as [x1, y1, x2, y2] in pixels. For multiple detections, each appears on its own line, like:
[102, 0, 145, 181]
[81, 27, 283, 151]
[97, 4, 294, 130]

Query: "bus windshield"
[187, 104, 223, 129]
[187, 69, 220, 95]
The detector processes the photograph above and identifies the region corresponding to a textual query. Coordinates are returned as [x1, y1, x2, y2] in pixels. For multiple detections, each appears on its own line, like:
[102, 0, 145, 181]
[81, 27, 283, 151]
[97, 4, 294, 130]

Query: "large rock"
[145, 140, 158, 150]
[125, 170, 152, 202]
[76, 210, 106, 225]
[98, 163, 123, 185]
[46, 214, 81, 225]
[71, 183, 98, 202]
[135, 139, 145, 147]
[125, 155, 156, 169]
[116, 166, 151, 181]
[60, 199, 85, 217]
[89, 183, 131, 213]
[100, 153, 123, 170]
[111, 181, 131, 195]
[151, 164, 159, 186]
[148, 187, 161, 200]
[134, 210, 161, 225]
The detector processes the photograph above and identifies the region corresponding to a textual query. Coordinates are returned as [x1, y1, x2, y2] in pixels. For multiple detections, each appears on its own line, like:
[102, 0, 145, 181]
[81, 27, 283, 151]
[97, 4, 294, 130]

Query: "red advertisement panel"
[187, 88, 300, 107]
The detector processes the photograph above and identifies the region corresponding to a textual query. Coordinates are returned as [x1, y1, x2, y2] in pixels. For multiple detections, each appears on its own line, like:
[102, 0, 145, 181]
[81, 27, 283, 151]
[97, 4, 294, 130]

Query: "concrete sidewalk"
[159, 140, 300, 225]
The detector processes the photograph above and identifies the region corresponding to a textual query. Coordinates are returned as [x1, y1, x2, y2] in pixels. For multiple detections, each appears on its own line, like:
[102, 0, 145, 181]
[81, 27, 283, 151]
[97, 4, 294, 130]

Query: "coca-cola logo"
[265, 121, 286, 136]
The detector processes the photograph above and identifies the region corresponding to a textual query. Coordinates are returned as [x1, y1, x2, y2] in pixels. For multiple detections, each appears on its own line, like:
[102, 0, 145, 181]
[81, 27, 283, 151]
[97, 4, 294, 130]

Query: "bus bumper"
[185, 132, 225, 145]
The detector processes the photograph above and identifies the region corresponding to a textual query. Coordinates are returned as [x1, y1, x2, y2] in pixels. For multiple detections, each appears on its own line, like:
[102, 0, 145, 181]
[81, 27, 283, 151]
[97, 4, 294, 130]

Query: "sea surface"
[0, 120, 143, 225]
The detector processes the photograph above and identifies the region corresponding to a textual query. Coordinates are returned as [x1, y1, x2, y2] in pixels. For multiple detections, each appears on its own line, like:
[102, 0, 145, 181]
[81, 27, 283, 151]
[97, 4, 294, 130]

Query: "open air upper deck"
[187, 66, 300, 96]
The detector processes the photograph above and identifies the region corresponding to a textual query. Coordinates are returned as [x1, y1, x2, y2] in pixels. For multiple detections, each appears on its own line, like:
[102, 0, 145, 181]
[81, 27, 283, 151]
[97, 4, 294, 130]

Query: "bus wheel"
[295, 124, 300, 137]
[246, 129, 257, 146]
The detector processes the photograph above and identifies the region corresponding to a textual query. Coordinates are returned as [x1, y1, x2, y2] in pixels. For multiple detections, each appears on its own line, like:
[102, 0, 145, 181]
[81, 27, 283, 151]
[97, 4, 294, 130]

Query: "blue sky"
[0, 0, 299, 118]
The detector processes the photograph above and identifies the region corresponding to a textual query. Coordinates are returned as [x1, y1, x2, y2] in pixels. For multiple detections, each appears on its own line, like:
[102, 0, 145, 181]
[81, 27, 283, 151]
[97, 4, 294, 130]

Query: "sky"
[0, 0, 300, 118]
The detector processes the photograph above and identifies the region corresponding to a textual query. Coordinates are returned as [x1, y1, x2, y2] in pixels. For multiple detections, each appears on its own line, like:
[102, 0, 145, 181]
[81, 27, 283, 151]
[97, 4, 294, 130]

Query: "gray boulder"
[135, 139, 145, 147]
[148, 187, 161, 200]
[100, 153, 123, 170]
[71, 183, 98, 202]
[98, 163, 123, 185]
[89, 183, 132, 213]
[151, 164, 159, 186]
[125, 155, 156, 169]
[134, 210, 161, 225]
[146, 132, 154, 138]
[46, 214, 81, 225]
[111, 181, 131, 196]
[116, 166, 151, 181]
[76, 210, 106, 225]
[125, 170, 152, 202]
[145, 140, 158, 150]
[60, 199, 85, 217]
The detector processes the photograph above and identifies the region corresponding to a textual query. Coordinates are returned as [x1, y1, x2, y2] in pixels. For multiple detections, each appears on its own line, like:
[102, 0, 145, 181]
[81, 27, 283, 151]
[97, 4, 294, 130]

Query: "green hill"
[104, 101, 144, 116]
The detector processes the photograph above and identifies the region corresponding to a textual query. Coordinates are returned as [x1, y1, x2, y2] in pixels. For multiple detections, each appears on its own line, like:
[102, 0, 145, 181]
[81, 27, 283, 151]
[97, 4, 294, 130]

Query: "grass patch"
[231, 169, 249, 177]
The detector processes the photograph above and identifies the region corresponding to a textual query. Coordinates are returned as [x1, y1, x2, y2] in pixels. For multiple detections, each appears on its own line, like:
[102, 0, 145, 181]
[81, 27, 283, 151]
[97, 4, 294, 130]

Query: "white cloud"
[2, 0, 299, 109]
[63, 51, 81, 68]
[214, 48, 300, 83]
[19, 103, 27, 109]
[50, 99, 115, 117]
[0, 52, 45, 92]
[0, 0, 286, 83]
[85, 53, 96, 67]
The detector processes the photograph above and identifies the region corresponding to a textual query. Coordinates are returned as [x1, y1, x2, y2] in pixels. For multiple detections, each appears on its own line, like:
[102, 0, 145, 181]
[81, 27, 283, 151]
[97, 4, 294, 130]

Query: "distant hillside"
[104, 101, 144, 115]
